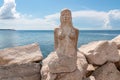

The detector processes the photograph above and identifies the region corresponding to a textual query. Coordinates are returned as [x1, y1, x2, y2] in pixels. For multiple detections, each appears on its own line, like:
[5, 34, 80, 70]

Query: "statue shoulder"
[54, 28, 60, 34]
[73, 28, 79, 34]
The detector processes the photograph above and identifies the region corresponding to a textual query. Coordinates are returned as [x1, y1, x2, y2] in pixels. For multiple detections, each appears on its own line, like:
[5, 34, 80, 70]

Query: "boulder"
[41, 51, 76, 74]
[48, 52, 77, 73]
[92, 62, 120, 80]
[41, 52, 57, 80]
[0, 63, 41, 80]
[77, 51, 88, 76]
[79, 41, 119, 65]
[41, 51, 88, 80]
[0, 43, 43, 65]
[111, 35, 120, 49]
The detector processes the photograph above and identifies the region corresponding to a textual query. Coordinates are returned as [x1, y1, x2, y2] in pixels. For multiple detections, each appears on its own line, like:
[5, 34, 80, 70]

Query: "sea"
[0, 30, 120, 58]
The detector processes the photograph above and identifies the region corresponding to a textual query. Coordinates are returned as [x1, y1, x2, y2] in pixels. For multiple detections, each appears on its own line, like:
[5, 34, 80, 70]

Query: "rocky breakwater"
[41, 9, 88, 80]
[41, 33, 120, 80]
[79, 35, 120, 80]
[0, 43, 43, 80]
[111, 35, 120, 49]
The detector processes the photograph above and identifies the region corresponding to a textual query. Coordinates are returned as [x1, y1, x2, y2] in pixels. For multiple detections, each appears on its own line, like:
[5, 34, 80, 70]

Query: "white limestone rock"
[92, 62, 120, 80]
[79, 41, 119, 65]
[0, 43, 43, 65]
[111, 35, 120, 49]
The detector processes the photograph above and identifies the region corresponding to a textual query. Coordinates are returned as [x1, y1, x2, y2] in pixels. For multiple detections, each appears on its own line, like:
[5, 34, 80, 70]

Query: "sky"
[0, 0, 120, 30]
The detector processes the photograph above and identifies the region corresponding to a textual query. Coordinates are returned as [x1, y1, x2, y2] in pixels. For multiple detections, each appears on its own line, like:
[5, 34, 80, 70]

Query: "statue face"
[60, 10, 72, 24]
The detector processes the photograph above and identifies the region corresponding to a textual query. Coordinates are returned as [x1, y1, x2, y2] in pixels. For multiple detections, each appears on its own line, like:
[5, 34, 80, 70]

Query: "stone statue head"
[60, 9, 72, 26]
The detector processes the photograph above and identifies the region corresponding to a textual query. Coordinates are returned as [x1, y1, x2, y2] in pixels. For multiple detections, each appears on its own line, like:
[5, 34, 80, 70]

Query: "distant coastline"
[0, 29, 15, 31]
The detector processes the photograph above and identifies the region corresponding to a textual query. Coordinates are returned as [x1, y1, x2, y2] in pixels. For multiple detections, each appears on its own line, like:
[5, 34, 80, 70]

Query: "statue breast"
[58, 29, 76, 40]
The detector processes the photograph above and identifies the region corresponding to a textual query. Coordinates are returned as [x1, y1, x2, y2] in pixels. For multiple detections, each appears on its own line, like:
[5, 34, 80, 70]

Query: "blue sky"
[0, 0, 120, 30]
[15, 0, 120, 17]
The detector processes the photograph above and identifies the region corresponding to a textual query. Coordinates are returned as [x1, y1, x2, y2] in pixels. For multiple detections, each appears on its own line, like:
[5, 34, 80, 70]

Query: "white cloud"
[0, 0, 20, 19]
[107, 10, 120, 29]
[0, 18, 57, 30]
[45, 13, 59, 20]
[0, 0, 57, 30]
[45, 10, 120, 30]
[0, 0, 120, 30]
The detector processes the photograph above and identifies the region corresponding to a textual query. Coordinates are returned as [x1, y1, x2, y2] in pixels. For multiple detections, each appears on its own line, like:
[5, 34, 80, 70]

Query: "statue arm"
[54, 28, 59, 50]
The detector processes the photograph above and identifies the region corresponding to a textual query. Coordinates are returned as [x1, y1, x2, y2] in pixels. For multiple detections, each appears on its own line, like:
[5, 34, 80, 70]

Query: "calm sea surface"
[0, 30, 120, 57]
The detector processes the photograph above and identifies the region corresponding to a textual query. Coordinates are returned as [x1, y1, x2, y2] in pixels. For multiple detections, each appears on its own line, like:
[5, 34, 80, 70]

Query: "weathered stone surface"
[115, 50, 120, 71]
[41, 51, 88, 80]
[79, 41, 119, 65]
[0, 63, 41, 80]
[87, 64, 96, 71]
[56, 51, 88, 80]
[41, 52, 57, 80]
[86, 64, 97, 77]
[111, 35, 120, 49]
[83, 76, 95, 80]
[45, 72, 57, 80]
[77, 51, 88, 76]
[0, 43, 43, 65]
[56, 69, 83, 80]
[92, 62, 120, 80]
[48, 52, 77, 73]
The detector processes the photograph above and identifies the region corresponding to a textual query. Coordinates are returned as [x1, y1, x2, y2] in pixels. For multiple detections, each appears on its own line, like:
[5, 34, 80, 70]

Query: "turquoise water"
[0, 30, 120, 57]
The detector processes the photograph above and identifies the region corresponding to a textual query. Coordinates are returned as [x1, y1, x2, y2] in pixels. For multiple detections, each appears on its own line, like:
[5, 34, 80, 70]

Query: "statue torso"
[56, 27, 77, 57]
